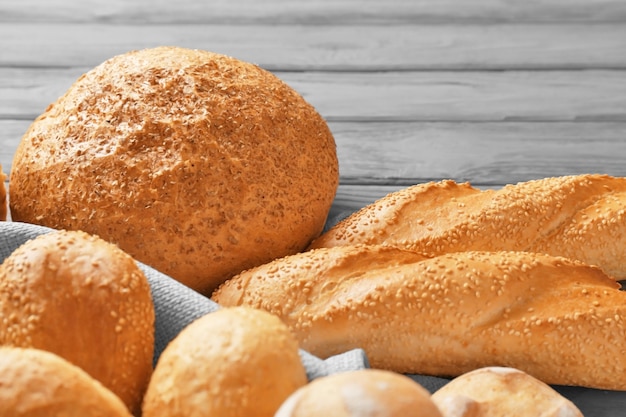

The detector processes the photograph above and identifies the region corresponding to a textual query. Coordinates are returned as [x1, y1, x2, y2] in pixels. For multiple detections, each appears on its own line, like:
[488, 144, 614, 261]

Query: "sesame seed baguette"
[212, 245, 626, 390]
[309, 174, 626, 280]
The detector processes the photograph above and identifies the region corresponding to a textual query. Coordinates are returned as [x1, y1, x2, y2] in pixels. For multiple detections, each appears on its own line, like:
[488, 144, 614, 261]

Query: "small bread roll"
[275, 369, 443, 417]
[10, 45, 339, 295]
[0, 230, 154, 416]
[431, 367, 583, 417]
[0, 346, 132, 417]
[142, 306, 307, 417]
[0, 165, 6, 220]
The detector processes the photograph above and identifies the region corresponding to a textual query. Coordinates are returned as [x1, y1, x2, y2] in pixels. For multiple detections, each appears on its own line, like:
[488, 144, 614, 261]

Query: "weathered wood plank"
[4, 119, 625, 187]
[331, 121, 626, 185]
[2, 23, 625, 71]
[2, 0, 626, 24]
[2, 67, 625, 122]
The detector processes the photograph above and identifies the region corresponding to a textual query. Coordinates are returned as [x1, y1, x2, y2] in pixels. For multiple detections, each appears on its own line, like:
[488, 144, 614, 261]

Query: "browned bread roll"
[275, 369, 443, 417]
[0, 165, 6, 221]
[9, 46, 339, 295]
[142, 306, 307, 417]
[0, 346, 133, 417]
[213, 245, 626, 390]
[0, 230, 154, 416]
[431, 367, 583, 417]
[309, 174, 626, 280]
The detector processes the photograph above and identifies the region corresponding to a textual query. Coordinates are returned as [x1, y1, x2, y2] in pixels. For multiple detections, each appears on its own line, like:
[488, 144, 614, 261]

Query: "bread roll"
[0, 346, 133, 417]
[142, 306, 307, 417]
[0, 230, 154, 416]
[275, 369, 443, 417]
[9, 46, 339, 295]
[213, 245, 626, 390]
[431, 367, 583, 417]
[0, 165, 6, 221]
[310, 174, 626, 280]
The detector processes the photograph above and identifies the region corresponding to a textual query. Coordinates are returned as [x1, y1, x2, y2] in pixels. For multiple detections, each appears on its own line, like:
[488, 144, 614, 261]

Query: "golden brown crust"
[0, 347, 133, 417]
[309, 174, 626, 279]
[9, 46, 338, 295]
[432, 367, 583, 417]
[0, 230, 154, 415]
[142, 306, 307, 417]
[275, 369, 443, 417]
[213, 246, 626, 390]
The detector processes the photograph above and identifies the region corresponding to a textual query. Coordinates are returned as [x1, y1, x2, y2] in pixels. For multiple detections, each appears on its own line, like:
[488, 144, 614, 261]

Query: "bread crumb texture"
[9, 46, 339, 295]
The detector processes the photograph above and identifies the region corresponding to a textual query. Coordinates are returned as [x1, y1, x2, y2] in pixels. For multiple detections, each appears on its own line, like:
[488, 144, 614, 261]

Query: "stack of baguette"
[213, 174, 626, 393]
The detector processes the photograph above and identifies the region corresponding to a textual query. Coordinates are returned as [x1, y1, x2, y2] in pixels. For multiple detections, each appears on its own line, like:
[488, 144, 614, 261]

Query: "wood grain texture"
[2, 67, 625, 122]
[2, 0, 626, 24]
[2, 23, 625, 71]
[1, 0, 625, 215]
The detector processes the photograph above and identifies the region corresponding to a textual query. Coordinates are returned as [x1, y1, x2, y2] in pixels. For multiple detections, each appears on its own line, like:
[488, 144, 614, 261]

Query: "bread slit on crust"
[212, 245, 626, 391]
[309, 174, 626, 280]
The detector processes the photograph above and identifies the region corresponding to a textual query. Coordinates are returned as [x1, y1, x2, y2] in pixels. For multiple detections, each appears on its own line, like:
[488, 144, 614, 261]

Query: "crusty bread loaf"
[0, 230, 154, 416]
[275, 369, 443, 417]
[213, 245, 626, 390]
[142, 306, 307, 417]
[0, 346, 133, 417]
[309, 174, 626, 280]
[432, 367, 583, 417]
[9, 46, 339, 295]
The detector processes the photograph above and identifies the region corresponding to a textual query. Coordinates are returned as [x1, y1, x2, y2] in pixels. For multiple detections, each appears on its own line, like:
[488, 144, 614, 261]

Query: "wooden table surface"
[2, 0, 626, 415]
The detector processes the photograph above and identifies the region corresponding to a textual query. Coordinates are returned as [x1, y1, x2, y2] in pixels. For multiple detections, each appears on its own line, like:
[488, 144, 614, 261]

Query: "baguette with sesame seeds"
[212, 245, 626, 390]
[309, 174, 626, 281]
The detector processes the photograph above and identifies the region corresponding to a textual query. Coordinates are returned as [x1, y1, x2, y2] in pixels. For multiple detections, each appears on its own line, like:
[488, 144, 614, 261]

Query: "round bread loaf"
[0, 230, 155, 416]
[0, 346, 133, 417]
[431, 367, 583, 417]
[9, 46, 339, 295]
[142, 306, 308, 417]
[275, 369, 443, 417]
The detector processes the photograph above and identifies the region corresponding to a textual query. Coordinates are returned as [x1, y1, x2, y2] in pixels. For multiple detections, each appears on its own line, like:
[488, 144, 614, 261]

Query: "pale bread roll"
[310, 174, 626, 280]
[213, 245, 626, 390]
[431, 367, 583, 417]
[142, 306, 307, 417]
[275, 369, 443, 417]
[0, 230, 154, 416]
[0, 346, 133, 417]
[10, 46, 339, 295]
